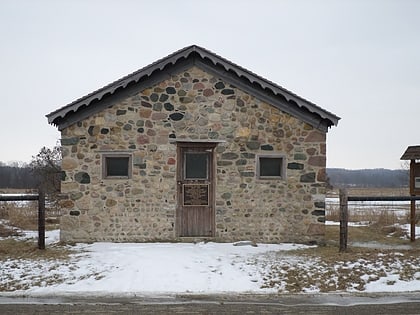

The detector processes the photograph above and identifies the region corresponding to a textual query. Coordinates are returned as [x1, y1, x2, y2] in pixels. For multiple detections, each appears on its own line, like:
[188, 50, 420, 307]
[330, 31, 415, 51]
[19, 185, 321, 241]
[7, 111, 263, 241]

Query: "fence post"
[410, 198, 416, 242]
[339, 188, 348, 252]
[38, 190, 46, 250]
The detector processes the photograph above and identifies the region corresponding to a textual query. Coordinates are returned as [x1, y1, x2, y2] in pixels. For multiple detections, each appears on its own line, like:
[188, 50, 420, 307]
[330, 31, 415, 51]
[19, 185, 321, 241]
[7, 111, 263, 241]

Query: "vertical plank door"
[177, 143, 215, 237]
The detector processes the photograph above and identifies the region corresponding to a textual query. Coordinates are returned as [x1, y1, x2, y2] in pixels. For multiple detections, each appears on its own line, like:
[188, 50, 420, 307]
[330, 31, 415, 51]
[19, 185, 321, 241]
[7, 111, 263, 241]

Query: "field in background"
[326, 187, 419, 224]
[326, 187, 420, 247]
[0, 189, 60, 234]
[328, 187, 410, 197]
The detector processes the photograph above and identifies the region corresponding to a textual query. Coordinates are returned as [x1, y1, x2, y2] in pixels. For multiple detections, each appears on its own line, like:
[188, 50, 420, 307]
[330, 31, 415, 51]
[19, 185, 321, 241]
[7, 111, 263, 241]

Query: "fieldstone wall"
[59, 66, 327, 244]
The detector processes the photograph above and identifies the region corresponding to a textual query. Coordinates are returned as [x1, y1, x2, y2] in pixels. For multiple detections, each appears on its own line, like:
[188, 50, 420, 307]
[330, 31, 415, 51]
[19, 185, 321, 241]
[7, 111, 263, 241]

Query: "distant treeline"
[0, 164, 410, 189]
[327, 168, 409, 188]
[0, 166, 40, 189]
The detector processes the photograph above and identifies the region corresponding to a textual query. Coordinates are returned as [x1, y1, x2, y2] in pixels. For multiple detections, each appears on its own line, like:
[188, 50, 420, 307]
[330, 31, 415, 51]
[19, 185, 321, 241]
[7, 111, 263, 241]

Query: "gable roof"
[401, 146, 420, 160]
[47, 45, 340, 132]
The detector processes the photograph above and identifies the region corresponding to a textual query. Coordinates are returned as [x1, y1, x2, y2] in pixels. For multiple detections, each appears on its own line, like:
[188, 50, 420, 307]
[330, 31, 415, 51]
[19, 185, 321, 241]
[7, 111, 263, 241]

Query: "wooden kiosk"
[401, 145, 420, 242]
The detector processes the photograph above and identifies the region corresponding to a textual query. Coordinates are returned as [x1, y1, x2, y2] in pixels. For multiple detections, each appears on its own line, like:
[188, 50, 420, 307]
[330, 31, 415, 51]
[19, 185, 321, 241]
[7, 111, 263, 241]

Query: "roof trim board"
[193, 58, 332, 131]
[52, 58, 195, 130]
[47, 45, 340, 131]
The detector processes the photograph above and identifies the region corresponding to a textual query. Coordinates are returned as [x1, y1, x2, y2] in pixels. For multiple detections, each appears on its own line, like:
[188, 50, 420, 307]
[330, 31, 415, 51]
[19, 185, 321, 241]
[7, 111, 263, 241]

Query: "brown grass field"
[0, 197, 66, 261]
[328, 187, 411, 197]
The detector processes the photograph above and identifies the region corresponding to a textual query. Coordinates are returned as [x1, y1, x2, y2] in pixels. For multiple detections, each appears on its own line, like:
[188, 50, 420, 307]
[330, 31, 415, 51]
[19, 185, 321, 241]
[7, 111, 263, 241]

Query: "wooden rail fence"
[339, 188, 420, 252]
[0, 191, 46, 249]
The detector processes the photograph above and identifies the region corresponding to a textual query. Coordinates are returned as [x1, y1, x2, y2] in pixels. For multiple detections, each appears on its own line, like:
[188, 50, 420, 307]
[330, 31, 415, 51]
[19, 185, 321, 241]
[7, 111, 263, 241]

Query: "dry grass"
[271, 244, 420, 292]
[326, 205, 406, 226]
[0, 201, 60, 231]
[325, 224, 415, 247]
[0, 238, 77, 292]
[325, 187, 419, 246]
[0, 223, 22, 237]
[328, 187, 410, 197]
[0, 238, 71, 260]
[326, 186, 415, 227]
[264, 218, 420, 293]
[3, 202, 39, 230]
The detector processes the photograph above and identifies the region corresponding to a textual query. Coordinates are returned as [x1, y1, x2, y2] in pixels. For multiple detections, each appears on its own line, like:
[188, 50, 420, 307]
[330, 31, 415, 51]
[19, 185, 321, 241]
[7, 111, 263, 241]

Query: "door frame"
[176, 142, 216, 237]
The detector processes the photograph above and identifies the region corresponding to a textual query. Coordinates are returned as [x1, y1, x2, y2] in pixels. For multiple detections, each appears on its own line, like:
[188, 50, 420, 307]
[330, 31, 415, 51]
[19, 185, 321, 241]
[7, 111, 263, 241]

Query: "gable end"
[47, 45, 340, 132]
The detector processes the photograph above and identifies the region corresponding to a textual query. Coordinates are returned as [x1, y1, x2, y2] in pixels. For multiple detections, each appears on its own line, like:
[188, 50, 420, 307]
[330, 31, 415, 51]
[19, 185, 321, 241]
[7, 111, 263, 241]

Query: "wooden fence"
[0, 191, 45, 249]
[339, 188, 420, 252]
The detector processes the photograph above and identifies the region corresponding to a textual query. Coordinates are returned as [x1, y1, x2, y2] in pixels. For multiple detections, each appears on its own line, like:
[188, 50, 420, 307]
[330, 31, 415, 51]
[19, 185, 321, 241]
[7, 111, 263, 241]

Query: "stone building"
[47, 45, 340, 244]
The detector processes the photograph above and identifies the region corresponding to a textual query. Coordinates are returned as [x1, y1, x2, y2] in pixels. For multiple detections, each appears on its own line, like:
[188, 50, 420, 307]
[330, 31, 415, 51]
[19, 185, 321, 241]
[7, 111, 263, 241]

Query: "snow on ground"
[1, 226, 420, 296]
[326, 220, 371, 227]
[400, 224, 420, 237]
[1, 226, 309, 295]
[32, 241, 296, 294]
[15, 228, 60, 245]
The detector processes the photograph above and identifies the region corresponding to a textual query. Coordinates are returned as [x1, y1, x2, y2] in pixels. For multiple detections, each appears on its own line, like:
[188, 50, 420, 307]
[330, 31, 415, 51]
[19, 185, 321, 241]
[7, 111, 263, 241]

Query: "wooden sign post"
[38, 190, 46, 250]
[409, 160, 420, 242]
[339, 188, 348, 252]
[401, 146, 420, 242]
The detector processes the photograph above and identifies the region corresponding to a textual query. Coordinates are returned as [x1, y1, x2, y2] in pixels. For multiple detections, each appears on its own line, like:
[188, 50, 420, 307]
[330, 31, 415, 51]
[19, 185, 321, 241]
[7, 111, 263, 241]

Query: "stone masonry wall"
[59, 66, 327, 244]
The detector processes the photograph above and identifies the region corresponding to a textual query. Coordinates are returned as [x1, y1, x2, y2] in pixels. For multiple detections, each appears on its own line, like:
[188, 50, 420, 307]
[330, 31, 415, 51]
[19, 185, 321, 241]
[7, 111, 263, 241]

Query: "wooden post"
[409, 160, 416, 242]
[410, 198, 416, 242]
[339, 188, 348, 252]
[38, 190, 46, 250]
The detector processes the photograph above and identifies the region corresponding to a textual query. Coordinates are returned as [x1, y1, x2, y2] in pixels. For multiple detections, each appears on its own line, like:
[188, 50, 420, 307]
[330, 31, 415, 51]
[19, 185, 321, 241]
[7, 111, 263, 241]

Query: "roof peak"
[47, 45, 340, 131]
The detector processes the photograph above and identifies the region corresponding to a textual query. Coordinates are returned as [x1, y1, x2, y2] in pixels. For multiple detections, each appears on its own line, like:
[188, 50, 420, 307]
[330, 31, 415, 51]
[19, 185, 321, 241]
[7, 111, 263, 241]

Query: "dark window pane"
[106, 157, 129, 177]
[185, 153, 208, 179]
[260, 157, 282, 177]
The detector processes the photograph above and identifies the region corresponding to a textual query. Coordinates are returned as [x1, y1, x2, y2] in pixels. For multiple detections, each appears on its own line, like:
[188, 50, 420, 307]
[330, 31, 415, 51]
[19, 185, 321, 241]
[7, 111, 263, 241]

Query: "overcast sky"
[1, 0, 419, 169]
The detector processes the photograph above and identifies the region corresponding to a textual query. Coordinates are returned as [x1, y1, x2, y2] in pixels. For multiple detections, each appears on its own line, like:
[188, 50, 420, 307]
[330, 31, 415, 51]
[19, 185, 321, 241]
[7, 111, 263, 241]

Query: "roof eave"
[401, 146, 420, 160]
[47, 45, 340, 130]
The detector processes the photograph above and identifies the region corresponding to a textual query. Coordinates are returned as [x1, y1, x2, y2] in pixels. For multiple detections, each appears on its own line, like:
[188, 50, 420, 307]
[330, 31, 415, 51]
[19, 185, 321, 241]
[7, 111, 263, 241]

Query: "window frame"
[102, 153, 132, 179]
[256, 153, 286, 180]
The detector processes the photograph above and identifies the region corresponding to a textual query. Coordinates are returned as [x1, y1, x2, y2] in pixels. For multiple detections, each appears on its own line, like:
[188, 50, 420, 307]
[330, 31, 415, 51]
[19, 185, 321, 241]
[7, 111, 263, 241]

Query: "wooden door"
[177, 143, 215, 237]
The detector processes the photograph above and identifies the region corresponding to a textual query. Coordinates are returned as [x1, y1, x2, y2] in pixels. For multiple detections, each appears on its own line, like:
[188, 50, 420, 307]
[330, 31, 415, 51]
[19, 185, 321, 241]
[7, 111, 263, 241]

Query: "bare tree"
[29, 144, 62, 204]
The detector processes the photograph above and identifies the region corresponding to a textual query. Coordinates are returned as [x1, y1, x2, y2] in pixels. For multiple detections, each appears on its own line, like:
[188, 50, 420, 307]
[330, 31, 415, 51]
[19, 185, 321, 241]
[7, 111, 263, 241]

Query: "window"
[257, 154, 285, 179]
[184, 152, 208, 180]
[102, 154, 132, 179]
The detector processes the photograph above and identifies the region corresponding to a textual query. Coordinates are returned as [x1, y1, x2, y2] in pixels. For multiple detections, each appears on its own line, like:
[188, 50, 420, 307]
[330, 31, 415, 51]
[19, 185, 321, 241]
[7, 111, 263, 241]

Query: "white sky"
[1, 0, 419, 169]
